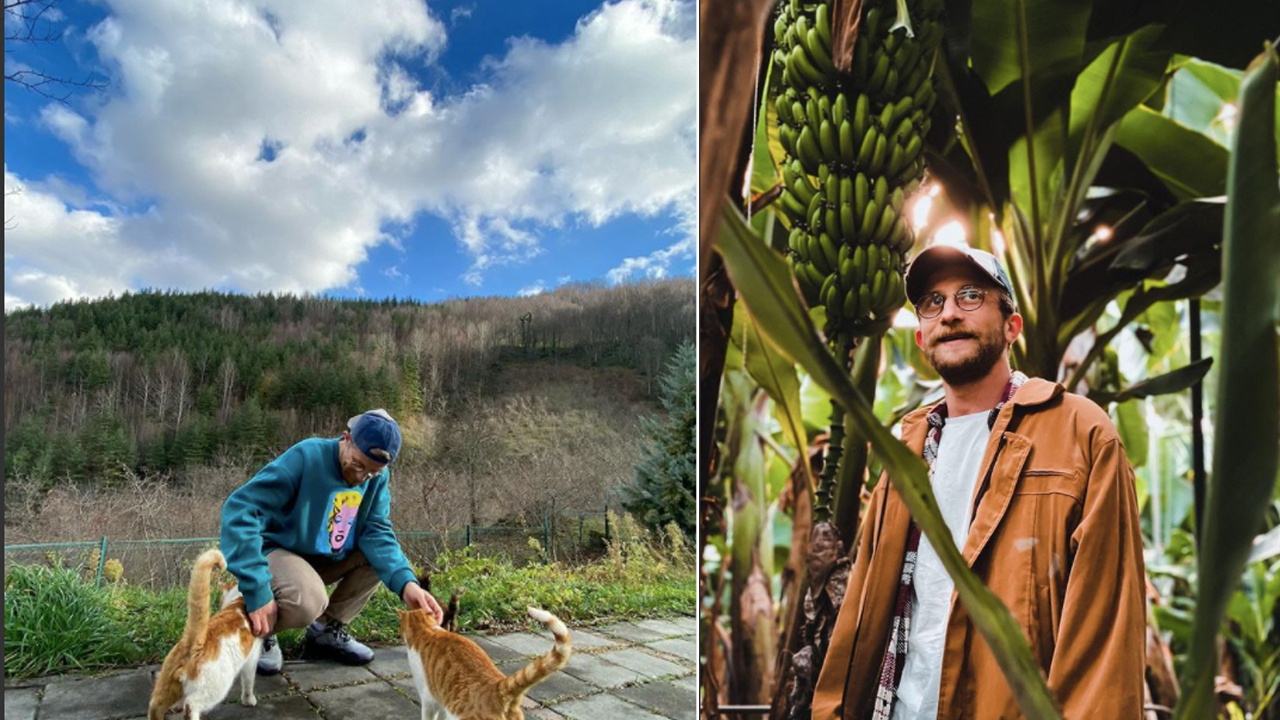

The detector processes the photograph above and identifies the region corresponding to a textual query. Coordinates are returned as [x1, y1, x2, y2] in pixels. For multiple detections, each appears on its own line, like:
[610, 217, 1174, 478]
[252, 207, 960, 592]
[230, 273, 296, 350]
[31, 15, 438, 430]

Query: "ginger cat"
[400, 604, 572, 720]
[148, 548, 261, 720]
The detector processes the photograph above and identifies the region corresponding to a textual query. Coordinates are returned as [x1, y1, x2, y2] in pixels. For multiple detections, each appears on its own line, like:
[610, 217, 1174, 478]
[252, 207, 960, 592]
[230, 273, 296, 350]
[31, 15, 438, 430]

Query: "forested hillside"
[3, 279, 694, 542]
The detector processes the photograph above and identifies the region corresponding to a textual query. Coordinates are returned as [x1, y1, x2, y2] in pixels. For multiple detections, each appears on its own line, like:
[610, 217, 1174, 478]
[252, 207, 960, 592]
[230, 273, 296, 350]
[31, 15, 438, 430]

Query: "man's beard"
[925, 326, 1007, 387]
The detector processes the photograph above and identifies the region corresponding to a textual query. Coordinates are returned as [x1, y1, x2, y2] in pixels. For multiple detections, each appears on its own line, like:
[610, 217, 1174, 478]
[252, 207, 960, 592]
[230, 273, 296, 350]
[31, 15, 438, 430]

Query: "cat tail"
[442, 587, 463, 632]
[500, 607, 572, 698]
[182, 548, 226, 650]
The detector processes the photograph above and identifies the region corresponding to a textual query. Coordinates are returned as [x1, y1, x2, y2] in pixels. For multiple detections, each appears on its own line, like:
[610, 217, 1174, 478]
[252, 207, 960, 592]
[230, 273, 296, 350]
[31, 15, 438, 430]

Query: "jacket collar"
[900, 376, 1062, 437]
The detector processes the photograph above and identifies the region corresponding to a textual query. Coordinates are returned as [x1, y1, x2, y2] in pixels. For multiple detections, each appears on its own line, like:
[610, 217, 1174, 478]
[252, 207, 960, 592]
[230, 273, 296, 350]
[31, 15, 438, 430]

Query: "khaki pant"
[266, 548, 381, 629]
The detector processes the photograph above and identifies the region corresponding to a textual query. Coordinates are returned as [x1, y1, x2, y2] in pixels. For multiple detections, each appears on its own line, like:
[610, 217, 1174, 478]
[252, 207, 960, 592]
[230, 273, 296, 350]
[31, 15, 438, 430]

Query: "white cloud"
[606, 235, 695, 284]
[450, 5, 475, 26]
[5, 0, 695, 306]
[517, 281, 547, 297]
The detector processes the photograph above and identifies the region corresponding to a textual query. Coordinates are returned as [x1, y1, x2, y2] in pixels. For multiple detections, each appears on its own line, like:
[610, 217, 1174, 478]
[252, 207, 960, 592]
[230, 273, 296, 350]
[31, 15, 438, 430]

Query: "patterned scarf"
[869, 371, 1027, 720]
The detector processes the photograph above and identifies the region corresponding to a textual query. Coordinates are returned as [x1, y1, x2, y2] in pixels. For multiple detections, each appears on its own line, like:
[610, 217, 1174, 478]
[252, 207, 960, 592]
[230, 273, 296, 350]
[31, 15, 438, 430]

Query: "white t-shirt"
[890, 409, 993, 720]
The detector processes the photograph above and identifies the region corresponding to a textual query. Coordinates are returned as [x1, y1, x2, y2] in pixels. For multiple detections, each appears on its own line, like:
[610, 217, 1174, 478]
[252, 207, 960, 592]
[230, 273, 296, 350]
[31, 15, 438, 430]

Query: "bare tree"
[5, 0, 107, 100]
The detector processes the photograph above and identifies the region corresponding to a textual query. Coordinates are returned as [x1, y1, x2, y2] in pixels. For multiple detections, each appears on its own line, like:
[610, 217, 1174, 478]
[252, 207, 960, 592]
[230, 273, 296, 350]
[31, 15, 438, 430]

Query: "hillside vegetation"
[3, 279, 694, 544]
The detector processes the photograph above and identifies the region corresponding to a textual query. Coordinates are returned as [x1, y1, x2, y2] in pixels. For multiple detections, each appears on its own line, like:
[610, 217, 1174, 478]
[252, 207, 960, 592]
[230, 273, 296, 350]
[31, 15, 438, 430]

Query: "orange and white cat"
[399, 604, 572, 720]
[148, 548, 261, 720]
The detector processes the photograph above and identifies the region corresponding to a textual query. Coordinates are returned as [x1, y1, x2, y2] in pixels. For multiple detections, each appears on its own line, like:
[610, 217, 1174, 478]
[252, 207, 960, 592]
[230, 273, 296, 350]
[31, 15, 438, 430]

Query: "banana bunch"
[770, 0, 943, 335]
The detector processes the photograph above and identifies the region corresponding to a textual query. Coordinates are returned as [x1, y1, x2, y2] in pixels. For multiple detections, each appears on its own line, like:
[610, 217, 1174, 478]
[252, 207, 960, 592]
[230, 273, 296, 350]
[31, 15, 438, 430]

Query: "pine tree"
[621, 340, 695, 538]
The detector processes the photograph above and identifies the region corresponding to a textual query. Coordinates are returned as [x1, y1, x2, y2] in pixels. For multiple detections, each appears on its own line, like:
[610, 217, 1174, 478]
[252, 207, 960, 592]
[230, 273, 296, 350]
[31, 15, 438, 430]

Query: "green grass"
[3, 521, 694, 679]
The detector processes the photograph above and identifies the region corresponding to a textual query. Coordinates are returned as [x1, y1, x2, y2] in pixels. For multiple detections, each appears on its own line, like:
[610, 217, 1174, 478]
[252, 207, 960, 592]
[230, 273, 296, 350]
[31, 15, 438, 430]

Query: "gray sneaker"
[303, 620, 374, 665]
[257, 634, 282, 675]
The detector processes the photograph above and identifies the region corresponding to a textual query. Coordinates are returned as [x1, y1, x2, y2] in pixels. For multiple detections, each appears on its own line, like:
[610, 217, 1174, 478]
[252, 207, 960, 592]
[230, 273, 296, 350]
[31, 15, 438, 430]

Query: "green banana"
[815, 3, 832, 48]
[818, 232, 840, 272]
[874, 175, 889, 208]
[818, 119, 840, 159]
[883, 66, 900, 97]
[805, 94, 822, 133]
[870, 269, 886, 310]
[890, 95, 914, 126]
[868, 53, 889, 95]
[887, 143, 906, 177]
[858, 285, 873, 319]
[819, 273, 837, 308]
[774, 96, 792, 126]
[807, 28, 836, 74]
[878, 102, 895, 131]
[873, 203, 896, 242]
[843, 286, 860, 318]
[797, 263, 821, 305]
[864, 6, 882, 41]
[788, 227, 805, 255]
[780, 187, 807, 219]
[789, 45, 826, 89]
[903, 134, 923, 164]
[797, 126, 823, 172]
[792, 176, 816, 207]
[855, 173, 870, 215]
[856, 125, 878, 167]
[860, 199, 879, 240]
[807, 191, 825, 232]
[852, 36, 871, 84]
[870, 133, 888, 174]
[853, 92, 870, 143]
[795, 14, 811, 43]
[839, 119, 855, 164]
[865, 238, 882, 278]
[833, 92, 848, 123]
[851, 244, 867, 287]
[891, 116, 913, 145]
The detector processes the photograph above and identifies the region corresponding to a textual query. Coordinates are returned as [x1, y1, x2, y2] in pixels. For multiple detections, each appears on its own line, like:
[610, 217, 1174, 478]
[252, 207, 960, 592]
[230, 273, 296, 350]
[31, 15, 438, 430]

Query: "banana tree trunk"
[729, 394, 778, 705]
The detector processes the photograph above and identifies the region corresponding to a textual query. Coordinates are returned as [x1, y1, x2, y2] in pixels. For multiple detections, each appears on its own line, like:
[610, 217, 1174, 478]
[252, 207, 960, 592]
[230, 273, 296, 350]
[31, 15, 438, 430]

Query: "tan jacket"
[812, 378, 1146, 719]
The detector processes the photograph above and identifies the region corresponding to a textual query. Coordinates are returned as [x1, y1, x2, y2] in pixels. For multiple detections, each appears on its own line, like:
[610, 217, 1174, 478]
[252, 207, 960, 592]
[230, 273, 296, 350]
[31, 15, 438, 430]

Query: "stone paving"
[3, 616, 697, 720]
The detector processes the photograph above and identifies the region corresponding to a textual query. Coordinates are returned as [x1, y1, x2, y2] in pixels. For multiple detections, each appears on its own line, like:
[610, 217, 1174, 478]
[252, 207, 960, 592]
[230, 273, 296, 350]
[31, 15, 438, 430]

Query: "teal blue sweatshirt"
[219, 437, 417, 612]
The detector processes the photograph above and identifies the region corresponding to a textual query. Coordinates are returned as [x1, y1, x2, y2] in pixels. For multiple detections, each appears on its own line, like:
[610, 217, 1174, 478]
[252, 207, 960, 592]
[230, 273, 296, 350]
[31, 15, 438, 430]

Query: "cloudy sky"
[3, 0, 696, 311]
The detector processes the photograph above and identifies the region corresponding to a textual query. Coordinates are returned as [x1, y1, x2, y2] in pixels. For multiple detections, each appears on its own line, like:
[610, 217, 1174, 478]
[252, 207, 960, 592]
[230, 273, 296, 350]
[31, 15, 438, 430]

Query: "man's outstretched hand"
[248, 599, 278, 637]
[402, 582, 444, 623]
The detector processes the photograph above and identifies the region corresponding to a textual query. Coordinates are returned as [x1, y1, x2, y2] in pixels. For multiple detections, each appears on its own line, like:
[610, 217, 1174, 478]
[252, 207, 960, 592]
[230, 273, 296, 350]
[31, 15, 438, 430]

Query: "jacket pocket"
[1015, 469, 1084, 502]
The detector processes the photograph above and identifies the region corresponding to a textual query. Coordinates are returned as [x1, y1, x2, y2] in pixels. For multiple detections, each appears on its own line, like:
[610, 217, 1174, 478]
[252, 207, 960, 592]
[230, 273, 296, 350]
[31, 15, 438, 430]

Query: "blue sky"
[4, 0, 696, 309]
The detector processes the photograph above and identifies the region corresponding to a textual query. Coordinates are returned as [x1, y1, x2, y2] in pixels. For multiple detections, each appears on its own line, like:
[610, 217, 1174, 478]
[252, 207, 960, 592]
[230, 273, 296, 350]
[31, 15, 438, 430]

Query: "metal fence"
[3, 511, 614, 591]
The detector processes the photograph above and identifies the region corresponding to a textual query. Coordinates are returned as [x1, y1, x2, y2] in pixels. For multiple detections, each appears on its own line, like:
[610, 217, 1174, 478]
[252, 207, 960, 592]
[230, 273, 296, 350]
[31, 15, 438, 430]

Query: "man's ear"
[1005, 312, 1023, 346]
[914, 327, 924, 348]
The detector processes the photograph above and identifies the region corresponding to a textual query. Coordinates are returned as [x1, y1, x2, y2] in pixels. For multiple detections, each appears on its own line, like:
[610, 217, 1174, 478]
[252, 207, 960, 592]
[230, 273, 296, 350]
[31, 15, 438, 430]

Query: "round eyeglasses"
[914, 286, 989, 319]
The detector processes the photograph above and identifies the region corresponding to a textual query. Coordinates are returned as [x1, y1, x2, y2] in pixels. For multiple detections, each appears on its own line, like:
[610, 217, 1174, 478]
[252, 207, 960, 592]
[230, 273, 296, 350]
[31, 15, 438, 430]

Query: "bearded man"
[812, 246, 1146, 719]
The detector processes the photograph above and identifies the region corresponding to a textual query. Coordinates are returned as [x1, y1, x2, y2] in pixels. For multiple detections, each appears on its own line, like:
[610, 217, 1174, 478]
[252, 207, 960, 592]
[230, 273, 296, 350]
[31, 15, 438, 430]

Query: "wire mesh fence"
[3, 511, 615, 592]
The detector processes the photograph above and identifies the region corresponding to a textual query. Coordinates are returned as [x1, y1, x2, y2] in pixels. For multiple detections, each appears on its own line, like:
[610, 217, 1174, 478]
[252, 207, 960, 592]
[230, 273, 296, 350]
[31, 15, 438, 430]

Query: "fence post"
[465, 524, 472, 548]
[543, 509, 551, 563]
[604, 506, 610, 542]
[95, 535, 108, 588]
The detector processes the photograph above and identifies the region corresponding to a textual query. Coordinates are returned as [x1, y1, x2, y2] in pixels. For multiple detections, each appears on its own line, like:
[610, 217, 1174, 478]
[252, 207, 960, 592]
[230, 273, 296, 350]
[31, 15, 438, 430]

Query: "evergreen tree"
[621, 340, 695, 538]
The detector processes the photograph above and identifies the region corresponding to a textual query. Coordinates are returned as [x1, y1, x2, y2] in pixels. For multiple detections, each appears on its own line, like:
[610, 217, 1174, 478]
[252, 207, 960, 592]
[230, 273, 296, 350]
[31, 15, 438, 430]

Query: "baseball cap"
[347, 409, 402, 463]
[904, 245, 1017, 310]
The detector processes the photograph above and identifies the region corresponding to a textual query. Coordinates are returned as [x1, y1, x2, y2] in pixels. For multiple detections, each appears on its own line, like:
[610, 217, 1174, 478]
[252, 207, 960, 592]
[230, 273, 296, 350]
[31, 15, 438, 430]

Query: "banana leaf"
[716, 203, 1064, 720]
[1173, 43, 1280, 720]
[1089, 357, 1213, 405]
[1115, 106, 1230, 200]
